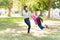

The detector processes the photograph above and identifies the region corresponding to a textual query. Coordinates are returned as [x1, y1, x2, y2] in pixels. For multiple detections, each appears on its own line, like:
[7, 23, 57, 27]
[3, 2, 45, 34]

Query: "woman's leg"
[24, 18, 31, 33]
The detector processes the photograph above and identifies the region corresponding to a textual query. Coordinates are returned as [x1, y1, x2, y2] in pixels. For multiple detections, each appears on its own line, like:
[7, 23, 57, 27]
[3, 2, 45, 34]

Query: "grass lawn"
[0, 32, 60, 40]
[0, 17, 23, 30]
[0, 17, 60, 40]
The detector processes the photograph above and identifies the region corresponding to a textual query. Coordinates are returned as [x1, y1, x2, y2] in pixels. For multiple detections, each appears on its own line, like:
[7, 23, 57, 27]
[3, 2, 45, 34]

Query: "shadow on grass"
[0, 18, 60, 40]
[0, 32, 60, 40]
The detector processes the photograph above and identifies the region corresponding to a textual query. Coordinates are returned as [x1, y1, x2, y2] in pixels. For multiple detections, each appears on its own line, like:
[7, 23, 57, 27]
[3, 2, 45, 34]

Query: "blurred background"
[0, 0, 60, 40]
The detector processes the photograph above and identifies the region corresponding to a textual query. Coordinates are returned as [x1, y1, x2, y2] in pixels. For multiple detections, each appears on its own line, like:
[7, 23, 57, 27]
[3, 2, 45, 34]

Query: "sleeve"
[37, 17, 43, 23]
[37, 17, 40, 23]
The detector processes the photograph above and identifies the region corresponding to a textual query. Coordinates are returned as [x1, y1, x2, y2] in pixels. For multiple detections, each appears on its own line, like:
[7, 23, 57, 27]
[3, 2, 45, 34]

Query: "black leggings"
[24, 18, 31, 33]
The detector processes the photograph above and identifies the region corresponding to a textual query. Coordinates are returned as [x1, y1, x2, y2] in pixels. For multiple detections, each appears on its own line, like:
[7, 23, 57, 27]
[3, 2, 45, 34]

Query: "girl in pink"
[31, 13, 38, 25]
[31, 13, 48, 30]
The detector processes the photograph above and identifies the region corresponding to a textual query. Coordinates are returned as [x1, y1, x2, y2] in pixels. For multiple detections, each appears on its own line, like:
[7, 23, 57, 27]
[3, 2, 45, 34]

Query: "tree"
[18, 0, 28, 15]
[0, 0, 13, 16]
[30, 0, 49, 16]
[48, 0, 60, 18]
[52, 0, 60, 9]
[48, 0, 52, 18]
[8, 0, 13, 16]
[38, 0, 49, 16]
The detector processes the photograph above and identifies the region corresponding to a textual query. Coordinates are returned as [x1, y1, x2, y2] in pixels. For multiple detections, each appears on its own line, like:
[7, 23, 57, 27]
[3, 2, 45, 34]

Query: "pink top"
[31, 14, 38, 25]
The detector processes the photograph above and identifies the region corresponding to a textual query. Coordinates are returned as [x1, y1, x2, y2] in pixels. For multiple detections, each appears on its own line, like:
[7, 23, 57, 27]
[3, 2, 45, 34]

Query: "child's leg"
[38, 24, 45, 30]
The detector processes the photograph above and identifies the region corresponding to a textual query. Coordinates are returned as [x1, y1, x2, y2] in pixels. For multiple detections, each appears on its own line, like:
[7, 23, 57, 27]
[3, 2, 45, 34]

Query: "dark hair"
[24, 6, 27, 12]
[36, 9, 39, 11]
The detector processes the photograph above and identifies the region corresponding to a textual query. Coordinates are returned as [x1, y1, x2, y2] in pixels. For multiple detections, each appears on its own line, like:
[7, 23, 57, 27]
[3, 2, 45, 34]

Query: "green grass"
[0, 17, 23, 30]
[0, 33, 60, 40]
[0, 17, 60, 40]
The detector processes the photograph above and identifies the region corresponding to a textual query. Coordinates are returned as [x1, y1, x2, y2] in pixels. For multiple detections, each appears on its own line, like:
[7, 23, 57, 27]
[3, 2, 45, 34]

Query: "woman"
[22, 6, 31, 35]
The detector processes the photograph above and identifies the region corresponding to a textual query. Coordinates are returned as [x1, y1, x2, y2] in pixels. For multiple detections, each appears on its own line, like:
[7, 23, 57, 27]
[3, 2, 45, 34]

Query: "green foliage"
[52, 0, 60, 9]
[0, 0, 13, 9]
[18, 0, 49, 12]
[0, 0, 60, 16]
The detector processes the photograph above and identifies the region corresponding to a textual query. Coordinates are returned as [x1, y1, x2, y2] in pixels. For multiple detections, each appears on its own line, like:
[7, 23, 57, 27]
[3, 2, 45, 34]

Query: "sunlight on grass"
[0, 17, 60, 40]
[0, 18, 23, 30]
[0, 32, 60, 40]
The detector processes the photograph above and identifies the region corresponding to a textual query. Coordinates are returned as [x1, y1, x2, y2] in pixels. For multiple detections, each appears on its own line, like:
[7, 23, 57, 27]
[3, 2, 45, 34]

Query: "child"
[37, 16, 45, 30]
[31, 13, 48, 30]
[30, 13, 38, 25]
[37, 16, 49, 30]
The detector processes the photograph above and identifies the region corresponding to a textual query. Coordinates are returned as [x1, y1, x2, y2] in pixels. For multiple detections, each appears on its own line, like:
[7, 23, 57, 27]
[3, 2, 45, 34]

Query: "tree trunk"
[8, 0, 13, 17]
[40, 11, 43, 16]
[8, 7, 11, 17]
[48, 0, 52, 18]
[19, 5, 24, 16]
